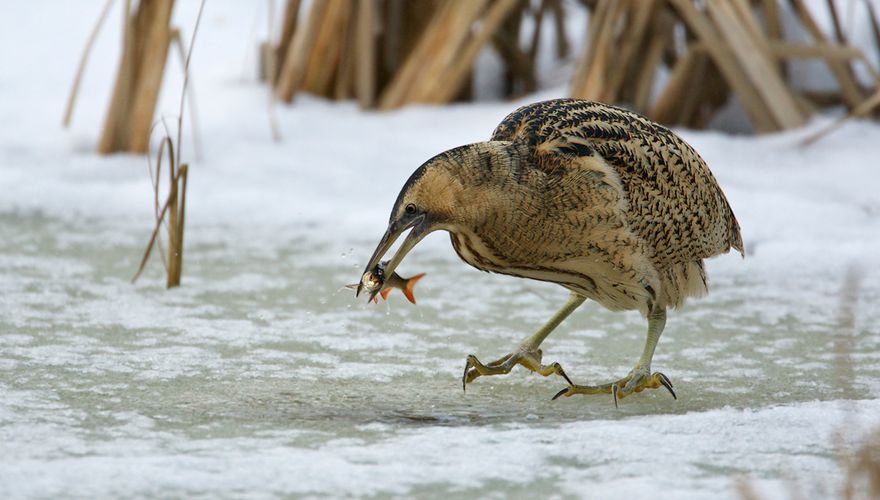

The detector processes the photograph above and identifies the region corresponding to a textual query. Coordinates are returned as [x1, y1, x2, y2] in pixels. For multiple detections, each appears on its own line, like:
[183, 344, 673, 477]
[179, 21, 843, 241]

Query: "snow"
[2, 1, 880, 499]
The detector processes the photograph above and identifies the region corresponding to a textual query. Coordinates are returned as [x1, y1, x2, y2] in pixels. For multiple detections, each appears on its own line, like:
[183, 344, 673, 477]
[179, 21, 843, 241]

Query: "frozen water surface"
[2, 1, 880, 498]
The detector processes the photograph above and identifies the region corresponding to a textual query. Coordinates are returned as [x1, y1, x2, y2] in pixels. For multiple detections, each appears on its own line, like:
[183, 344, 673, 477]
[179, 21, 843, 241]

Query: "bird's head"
[357, 142, 521, 301]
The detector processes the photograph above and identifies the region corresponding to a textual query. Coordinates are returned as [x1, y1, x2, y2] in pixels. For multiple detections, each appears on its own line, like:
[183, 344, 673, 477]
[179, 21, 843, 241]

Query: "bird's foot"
[551, 366, 676, 407]
[462, 348, 572, 391]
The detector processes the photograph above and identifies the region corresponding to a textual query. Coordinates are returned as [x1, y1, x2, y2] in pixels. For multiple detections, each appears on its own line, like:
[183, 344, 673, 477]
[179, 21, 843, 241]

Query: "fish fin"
[380, 288, 392, 300]
[371, 296, 379, 304]
[403, 273, 425, 304]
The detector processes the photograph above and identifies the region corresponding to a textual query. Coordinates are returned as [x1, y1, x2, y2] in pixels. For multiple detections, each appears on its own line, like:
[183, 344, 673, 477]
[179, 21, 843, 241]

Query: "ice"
[2, 1, 880, 498]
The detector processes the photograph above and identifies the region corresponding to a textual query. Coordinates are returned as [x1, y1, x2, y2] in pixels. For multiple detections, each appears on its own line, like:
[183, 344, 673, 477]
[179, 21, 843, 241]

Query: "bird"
[357, 98, 743, 405]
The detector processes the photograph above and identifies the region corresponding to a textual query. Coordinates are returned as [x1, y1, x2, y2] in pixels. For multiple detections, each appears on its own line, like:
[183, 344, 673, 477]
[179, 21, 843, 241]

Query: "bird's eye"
[405, 203, 417, 215]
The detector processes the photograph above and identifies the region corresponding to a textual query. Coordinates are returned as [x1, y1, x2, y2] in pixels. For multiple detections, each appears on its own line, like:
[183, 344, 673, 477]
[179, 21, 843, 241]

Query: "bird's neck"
[437, 141, 531, 245]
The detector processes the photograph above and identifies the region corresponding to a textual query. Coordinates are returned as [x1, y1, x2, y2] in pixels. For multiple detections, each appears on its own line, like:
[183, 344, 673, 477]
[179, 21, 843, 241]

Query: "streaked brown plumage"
[358, 98, 742, 404]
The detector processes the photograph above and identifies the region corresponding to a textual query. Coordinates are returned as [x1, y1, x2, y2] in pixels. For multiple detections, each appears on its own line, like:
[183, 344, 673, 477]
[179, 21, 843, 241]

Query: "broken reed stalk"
[131, 0, 204, 288]
[131, 136, 187, 287]
[166, 160, 188, 288]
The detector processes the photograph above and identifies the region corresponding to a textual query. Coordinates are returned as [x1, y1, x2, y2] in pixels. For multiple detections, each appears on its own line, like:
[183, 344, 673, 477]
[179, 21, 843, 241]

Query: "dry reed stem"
[670, 0, 779, 132]
[276, 0, 328, 102]
[789, 0, 866, 108]
[129, 0, 174, 152]
[302, 0, 349, 96]
[403, 0, 487, 104]
[132, 136, 176, 284]
[603, 3, 656, 103]
[631, 9, 673, 113]
[570, 0, 610, 99]
[802, 86, 880, 145]
[526, 0, 547, 63]
[148, 130, 171, 272]
[826, 0, 846, 44]
[98, 0, 174, 154]
[63, 0, 115, 128]
[707, 0, 805, 129]
[166, 163, 187, 288]
[762, 0, 787, 77]
[378, 0, 487, 109]
[651, 47, 705, 123]
[769, 42, 864, 60]
[549, 0, 568, 59]
[427, 0, 520, 104]
[98, 0, 134, 152]
[868, 0, 880, 72]
[131, 120, 187, 286]
[334, 4, 356, 100]
[169, 29, 203, 159]
[275, 0, 302, 84]
[354, 0, 376, 109]
[571, 0, 626, 100]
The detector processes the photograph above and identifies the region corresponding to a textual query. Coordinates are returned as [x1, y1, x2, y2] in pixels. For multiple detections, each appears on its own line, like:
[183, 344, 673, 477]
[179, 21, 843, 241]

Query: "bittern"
[358, 99, 742, 405]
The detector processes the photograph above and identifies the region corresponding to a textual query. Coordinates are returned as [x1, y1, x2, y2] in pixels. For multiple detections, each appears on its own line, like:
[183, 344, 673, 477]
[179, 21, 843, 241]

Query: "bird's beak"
[357, 214, 429, 301]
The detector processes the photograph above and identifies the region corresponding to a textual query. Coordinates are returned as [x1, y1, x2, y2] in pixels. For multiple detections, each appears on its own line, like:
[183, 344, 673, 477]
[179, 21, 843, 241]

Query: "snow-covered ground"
[2, 1, 880, 498]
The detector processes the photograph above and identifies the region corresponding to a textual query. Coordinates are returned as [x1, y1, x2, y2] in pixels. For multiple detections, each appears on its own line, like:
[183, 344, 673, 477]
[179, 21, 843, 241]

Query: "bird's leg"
[463, 293, 586, 390]
[552, 306, 676, 407]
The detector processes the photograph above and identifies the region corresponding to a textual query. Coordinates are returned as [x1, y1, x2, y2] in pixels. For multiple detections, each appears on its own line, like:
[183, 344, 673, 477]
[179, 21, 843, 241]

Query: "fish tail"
[402, 273, 426, 304]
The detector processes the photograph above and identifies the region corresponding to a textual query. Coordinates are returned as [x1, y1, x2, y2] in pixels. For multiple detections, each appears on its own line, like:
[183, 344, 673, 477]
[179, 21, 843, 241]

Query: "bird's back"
[491, 99, 743, 268]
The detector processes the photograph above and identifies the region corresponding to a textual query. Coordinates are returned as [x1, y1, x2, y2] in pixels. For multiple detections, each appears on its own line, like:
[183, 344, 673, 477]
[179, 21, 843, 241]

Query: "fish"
[346, 261, 425, 304]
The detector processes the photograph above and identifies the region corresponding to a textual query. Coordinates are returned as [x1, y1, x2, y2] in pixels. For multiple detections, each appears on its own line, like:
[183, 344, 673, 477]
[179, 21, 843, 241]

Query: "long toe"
[462, 353, 518, 391]
[553, 371, 677, 406]
[462, 350, 572, 391]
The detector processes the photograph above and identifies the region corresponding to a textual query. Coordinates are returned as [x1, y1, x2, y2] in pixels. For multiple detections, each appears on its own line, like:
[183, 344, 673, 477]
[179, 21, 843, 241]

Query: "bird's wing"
[492, 99, 743, 267]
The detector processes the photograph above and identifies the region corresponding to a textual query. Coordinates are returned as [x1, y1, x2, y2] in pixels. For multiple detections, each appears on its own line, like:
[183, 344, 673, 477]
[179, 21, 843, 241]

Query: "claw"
[554, 363, 574, 386]
[657, 372, 677, 400]
[552, 387, 570, 400]
[462, 358, 471, 392]
[612, 383, 620, 409]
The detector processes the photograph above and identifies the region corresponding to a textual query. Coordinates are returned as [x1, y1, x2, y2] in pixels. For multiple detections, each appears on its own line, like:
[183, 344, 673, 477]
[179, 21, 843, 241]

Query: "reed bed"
[265, 0, 569, 109]
[268, 0, 880, 133]
[573, 0, 880, 132]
